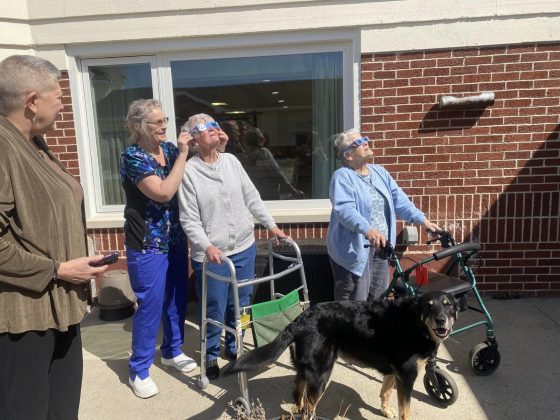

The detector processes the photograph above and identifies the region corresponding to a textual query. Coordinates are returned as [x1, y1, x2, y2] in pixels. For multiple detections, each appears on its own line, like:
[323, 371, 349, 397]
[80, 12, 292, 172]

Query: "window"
[80, 57, 159, 215]
[89, 63, 153, 205]
[170, 52, 342, 200]
[73, 36, 356, 226]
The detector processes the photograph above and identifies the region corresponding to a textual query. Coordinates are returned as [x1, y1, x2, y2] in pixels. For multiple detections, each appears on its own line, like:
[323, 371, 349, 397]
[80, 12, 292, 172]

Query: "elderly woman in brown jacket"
[0, 55, 109, 420]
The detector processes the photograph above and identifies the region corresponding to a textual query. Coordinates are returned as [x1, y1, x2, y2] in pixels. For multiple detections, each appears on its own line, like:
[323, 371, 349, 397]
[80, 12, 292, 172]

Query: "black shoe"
[224, 349, 238, 361]
[206, 359, 220, 380]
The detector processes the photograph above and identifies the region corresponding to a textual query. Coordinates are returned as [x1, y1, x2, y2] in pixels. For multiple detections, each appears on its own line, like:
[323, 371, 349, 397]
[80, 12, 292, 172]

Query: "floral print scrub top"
[120, 142, 186, 253]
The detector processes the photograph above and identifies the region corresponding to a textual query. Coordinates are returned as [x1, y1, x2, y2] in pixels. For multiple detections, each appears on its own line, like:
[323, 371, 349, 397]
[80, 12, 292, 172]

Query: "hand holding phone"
[89, 252, 119, 267]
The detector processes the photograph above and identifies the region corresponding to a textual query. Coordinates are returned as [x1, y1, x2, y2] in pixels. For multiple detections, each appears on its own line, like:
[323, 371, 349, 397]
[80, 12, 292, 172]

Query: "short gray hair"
[182, 113, 214, 134]
[0, 55, 61, 115]
[125, 98, 162, 144]
[334, 128, 361, 165]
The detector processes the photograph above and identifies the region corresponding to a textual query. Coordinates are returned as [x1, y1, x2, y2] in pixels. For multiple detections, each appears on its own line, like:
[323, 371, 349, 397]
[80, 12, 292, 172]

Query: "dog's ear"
[411, 295, 426, 322]
[446, 292, 459, 320]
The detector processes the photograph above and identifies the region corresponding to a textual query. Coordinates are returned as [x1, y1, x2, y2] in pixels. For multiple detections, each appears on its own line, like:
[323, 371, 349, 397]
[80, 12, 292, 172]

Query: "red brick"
[397, 52, 424, 60]
[450, 65, 478, 75]
[361, 62, 382, 71]
[464, 56, 493, 65]
[519, 52, 549, 62]
[492, 54, 520, 64]
[383, 78, 410, 88]
[519, 70, 549, 80]
[373, 70, 396, 79]
[534, 61, 560, 70]
[478, 64, 506, 73]
[383, 61, 410, 70]
[410, 59, 437, 68]
[506, 62, 533, 72]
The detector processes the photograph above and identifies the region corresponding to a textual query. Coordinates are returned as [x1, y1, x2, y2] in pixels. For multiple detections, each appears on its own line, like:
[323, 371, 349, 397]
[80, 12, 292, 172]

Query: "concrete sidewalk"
[79, 297, 560, 420]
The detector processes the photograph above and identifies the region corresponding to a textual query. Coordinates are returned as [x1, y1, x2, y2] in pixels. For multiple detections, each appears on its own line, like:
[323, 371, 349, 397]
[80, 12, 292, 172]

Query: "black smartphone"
[89, 252, 119, 267]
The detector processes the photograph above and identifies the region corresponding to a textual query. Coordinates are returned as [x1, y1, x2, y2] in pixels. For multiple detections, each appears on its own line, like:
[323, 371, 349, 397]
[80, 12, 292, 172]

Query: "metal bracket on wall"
[438, 92, 495, 109]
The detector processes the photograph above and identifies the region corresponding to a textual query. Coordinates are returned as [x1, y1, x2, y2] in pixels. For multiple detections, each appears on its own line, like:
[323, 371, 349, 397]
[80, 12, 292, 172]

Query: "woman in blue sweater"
[327, 128, 439, 301]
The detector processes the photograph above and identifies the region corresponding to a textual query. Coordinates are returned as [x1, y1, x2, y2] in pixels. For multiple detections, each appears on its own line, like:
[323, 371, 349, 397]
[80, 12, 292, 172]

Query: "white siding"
[2, 1, 560, 65]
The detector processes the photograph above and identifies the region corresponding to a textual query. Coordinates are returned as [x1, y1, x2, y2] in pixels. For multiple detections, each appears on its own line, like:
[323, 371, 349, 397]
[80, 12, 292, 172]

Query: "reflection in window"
[88, 63, 152, 205]
[171, 52, 342, 199]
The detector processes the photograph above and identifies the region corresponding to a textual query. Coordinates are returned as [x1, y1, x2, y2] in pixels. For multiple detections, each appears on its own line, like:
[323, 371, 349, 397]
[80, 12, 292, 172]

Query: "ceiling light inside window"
[211, 102, 228, 106]
[278, 100, 285, 103]
[272, 91, 279, 95]
[225, 110, 246, 114]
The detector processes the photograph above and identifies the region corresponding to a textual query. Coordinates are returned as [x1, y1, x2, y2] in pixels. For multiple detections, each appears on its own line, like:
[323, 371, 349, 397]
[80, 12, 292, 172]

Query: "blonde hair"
[125, 98, 162, 144]
[0, 55, 61, 115]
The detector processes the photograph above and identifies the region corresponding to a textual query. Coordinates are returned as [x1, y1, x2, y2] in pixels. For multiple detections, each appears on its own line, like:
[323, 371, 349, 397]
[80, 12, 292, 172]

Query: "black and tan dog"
[225, 290, 458, 420]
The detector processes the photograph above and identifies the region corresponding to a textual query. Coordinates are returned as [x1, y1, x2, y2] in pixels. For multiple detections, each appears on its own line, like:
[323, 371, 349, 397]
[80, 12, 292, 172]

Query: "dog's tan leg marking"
[416, 357, 428, 371]
[293, 377, 307, 413]
[380, 374, 397, 419]
[396, 382, 411, 420]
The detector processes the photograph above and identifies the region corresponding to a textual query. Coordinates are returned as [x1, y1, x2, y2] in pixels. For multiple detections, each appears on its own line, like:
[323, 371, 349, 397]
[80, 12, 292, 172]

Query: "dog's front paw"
[381, 407, 396, 419]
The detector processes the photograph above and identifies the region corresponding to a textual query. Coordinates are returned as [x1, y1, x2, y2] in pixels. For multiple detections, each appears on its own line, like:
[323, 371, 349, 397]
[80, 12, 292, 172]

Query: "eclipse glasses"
[190, 121, 220, 134]
[340, 136, 369, 156]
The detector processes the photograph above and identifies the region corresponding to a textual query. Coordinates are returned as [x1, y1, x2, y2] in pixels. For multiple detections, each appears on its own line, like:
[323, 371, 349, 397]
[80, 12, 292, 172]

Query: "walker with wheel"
[380, 229, 500, 406]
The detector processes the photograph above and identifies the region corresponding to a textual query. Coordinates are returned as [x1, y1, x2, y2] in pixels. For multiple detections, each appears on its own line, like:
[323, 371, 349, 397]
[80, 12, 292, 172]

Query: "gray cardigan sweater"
[178, 153, 277, 262]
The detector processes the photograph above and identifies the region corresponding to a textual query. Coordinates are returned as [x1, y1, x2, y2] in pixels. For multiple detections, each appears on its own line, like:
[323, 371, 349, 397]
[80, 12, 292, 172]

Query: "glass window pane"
[89, 63, 153, 205]
[171, 52, 342, 200]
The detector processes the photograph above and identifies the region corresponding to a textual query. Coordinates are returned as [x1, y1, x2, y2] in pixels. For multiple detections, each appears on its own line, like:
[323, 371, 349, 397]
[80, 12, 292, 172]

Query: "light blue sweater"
[326, 164, 426, 276]
[178, 153, 277, 262]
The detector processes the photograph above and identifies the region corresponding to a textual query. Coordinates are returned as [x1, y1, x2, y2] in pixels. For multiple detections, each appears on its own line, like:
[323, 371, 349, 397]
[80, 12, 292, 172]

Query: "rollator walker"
[380, 229, 500, 406]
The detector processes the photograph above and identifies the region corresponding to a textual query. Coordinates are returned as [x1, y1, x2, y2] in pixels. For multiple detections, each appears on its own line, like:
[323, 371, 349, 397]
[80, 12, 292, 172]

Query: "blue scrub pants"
[192, 243, 255, 361]
[126, 239, 188, 380]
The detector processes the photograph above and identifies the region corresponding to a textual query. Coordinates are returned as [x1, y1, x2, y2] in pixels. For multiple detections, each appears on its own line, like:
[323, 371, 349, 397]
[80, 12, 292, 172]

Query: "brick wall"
[361, 43, 560, 297]
[48, 43, 560, 297]
[45, 76, 81, 178]
[89, 224, 328, 259]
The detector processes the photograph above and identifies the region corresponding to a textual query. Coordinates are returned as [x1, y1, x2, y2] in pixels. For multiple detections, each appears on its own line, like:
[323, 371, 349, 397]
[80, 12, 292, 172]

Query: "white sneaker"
[161, 353, 197, 373]
[128, 376, 158, 399]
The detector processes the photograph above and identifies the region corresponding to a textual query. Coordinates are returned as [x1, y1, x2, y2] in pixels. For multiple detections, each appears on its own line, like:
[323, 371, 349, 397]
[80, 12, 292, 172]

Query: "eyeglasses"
[146, 117, 169, 126]
[340, 136, 369, 156]
[191, 121, 220, 134]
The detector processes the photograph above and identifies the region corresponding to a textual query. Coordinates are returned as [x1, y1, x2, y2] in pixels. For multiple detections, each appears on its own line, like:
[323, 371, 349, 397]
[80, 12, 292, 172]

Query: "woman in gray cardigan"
[178, 113, 288, 380]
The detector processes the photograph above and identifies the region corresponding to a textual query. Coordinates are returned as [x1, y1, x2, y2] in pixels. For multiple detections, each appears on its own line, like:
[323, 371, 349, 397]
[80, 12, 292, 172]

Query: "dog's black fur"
[225, 291, 458, 420]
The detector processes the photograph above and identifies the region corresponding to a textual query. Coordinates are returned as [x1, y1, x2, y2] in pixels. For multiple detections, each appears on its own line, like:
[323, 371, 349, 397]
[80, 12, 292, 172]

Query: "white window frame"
[67, 30, 360, 228]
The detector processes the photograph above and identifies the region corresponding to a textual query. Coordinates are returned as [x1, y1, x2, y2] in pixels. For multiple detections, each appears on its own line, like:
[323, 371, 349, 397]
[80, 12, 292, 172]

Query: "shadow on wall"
[404, 106, 559, 298]
[465, 122, 560, 298]
[411, 120, 559, 420]
[419, 103, 487, 133]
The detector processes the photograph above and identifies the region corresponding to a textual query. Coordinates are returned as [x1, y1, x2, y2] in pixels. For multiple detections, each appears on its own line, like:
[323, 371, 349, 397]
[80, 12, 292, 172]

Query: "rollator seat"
[394, 271, 473, 296]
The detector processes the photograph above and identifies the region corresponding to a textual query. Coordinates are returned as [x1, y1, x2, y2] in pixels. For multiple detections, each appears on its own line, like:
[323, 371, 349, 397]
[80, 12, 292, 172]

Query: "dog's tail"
[224, 321, 298, 375]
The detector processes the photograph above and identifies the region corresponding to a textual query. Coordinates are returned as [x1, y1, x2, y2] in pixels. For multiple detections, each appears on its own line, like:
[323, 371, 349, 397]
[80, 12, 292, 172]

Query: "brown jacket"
[0, 115, 88, 334]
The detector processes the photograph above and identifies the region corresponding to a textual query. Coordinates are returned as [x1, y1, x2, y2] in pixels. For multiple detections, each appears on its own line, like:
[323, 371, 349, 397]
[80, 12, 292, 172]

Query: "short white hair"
[334, 128, 361, 165]
[0, 55, 61, 115]
[182, 113, 214, 134]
